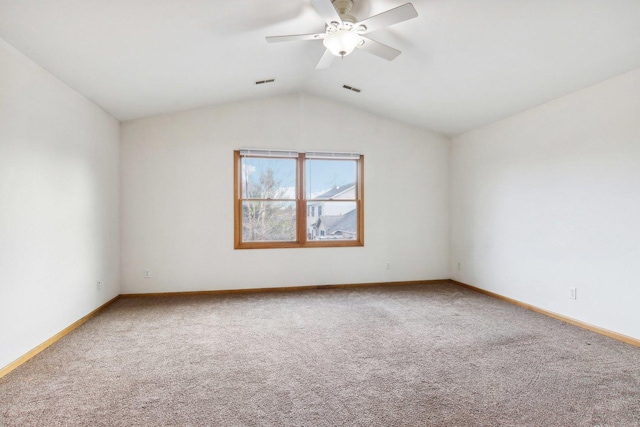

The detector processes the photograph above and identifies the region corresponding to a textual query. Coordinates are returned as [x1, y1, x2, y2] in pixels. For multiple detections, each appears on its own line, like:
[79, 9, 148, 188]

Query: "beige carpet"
[1, 283, 639, 426]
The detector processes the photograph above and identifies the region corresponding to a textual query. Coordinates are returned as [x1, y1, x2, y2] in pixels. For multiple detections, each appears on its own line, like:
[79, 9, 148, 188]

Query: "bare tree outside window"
[241, 157, 296, 242]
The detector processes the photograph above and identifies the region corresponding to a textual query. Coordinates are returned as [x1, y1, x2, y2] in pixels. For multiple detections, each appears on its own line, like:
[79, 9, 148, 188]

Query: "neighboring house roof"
[316, 209, 357, 235]
[311, 183, 355, 201]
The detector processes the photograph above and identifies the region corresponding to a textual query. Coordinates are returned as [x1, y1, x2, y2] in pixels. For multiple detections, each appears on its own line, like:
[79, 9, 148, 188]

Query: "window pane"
[242, 201, 296, 242]
[306, 159, 357, 200]
[241, 157, 296, 199]
[306, 201, 357, 241]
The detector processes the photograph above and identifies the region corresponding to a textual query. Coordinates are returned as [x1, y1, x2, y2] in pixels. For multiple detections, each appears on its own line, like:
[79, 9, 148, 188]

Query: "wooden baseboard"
[0, 295, 120, 379]
[119, 279, 450, 298]
[450, 279, 640, 348]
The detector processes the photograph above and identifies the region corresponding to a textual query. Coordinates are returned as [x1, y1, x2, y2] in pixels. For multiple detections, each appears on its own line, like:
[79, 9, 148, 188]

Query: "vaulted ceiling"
[2, 0, 640, 135]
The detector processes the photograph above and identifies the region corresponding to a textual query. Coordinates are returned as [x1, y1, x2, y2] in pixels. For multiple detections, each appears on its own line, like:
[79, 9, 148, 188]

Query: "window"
[234, 150, 364, 249]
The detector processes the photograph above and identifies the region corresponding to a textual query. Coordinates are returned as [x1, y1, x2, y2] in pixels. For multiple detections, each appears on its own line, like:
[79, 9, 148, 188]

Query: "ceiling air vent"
[342, 84, 361, 93]
[255, 78, 275, 85]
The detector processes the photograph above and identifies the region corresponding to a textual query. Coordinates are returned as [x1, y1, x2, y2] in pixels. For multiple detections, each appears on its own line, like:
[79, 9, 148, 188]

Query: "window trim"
[234, 150, 364, 249]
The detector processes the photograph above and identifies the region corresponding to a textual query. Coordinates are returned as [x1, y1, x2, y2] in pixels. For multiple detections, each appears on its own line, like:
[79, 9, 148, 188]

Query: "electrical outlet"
[458, 262, 462, 270]
[386, 262, 391, 270]
[144, 269, 151, 278]
[569, 288, 577, 300]
[96, 280, 102, 291]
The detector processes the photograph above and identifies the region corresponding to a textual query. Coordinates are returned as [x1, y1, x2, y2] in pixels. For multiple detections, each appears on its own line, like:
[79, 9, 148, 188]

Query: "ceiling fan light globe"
[323, 30, 361, 57]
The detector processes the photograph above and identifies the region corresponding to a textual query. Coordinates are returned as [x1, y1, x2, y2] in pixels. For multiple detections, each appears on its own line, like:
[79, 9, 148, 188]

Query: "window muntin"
[234, 150, 364, 249]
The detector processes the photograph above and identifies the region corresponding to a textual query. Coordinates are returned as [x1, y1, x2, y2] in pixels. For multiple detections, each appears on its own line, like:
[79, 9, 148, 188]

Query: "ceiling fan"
[266, 0, 418, 69]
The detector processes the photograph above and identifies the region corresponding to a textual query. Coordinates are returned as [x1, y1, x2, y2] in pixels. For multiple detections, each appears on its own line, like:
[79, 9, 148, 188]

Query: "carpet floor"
[1, 283, 639, 426]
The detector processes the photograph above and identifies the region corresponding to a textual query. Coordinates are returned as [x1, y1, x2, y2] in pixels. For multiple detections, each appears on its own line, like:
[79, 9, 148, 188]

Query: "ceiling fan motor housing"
[326, 0, 364, 34]
[331, 0, 355, 15]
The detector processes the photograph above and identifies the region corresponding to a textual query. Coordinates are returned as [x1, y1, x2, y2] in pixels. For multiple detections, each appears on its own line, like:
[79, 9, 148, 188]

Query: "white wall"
[120, 94, 450, 293]
[0, 38, 120, 369]
[451, 68, 640, 340]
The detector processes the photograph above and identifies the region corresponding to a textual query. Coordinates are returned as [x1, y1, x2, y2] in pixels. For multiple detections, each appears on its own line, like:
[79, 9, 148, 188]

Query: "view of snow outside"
[241, 157, 357, 242]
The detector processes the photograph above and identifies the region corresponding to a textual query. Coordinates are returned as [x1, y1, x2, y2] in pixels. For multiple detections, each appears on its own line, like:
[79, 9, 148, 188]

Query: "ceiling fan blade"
[310, 0, 343, 26]
[266, 33, 326, 43]
[316, 49, 336, 69]
[356, 3, 418, 33]
[357, 37, 401, 61]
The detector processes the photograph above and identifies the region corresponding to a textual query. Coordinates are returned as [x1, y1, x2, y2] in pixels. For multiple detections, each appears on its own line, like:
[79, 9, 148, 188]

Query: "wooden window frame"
[234, 150, 364, 249]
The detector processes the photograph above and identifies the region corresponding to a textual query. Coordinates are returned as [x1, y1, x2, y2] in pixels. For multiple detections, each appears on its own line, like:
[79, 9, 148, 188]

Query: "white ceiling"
[2, 0, 640, 135]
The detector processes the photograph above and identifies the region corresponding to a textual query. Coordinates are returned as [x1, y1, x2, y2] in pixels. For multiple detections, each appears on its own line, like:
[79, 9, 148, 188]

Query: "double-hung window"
[234, 150, 364, 249]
